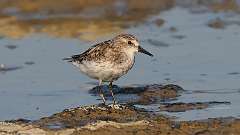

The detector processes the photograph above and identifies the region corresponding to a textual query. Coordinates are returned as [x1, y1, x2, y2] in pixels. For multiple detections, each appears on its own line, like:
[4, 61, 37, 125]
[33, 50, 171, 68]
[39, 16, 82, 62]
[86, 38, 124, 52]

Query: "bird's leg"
[109, 82, 116, 105]
[98, 80, 106, 105]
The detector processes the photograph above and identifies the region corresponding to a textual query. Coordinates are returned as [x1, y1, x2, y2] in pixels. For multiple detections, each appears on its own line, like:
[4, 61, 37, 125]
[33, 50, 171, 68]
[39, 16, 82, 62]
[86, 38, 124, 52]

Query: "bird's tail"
[62, 57, 73, 62]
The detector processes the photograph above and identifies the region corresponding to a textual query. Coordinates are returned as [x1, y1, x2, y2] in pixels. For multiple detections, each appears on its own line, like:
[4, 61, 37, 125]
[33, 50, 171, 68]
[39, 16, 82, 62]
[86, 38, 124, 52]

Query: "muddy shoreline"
[1, 104, 240, 135]
[1, 84, 238, 135]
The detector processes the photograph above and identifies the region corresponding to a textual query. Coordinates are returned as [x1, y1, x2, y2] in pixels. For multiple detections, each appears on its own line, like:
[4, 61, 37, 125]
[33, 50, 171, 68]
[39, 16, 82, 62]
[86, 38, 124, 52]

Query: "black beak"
[138, 46, 153, 57]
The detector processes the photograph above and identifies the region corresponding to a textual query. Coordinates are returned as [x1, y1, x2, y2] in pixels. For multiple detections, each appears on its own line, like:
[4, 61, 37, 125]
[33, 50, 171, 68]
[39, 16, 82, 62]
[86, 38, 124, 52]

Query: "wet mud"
[160, 101, 231, 112]
[33, 104, 147, 129]
[1, 104, 240, 135]
[133, 84, 184, 105]
[89, 84, 184, 105]
[89, 84, 232, 112]
[1, 84, 235, 134]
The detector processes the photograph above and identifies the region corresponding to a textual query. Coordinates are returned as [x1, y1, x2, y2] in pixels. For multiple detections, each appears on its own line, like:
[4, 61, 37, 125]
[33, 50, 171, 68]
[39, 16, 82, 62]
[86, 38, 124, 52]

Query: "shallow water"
[1, 5, 240, 121]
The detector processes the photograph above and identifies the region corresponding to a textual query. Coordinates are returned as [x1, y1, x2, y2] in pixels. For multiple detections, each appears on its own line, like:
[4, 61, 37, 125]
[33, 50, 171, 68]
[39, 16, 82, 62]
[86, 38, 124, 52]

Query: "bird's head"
[113, 34, 153, 57]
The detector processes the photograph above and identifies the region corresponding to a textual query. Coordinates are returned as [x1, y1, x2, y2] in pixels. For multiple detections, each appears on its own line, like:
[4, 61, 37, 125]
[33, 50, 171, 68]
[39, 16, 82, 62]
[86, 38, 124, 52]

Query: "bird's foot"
[98, 102, 107, 107]
[111, 100, 119, 109]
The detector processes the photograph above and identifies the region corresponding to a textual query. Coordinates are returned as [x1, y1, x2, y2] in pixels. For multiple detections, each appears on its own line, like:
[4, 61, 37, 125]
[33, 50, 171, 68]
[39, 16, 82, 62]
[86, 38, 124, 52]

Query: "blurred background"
[0, 0, 239, 40]
[0, 0, 240, 121]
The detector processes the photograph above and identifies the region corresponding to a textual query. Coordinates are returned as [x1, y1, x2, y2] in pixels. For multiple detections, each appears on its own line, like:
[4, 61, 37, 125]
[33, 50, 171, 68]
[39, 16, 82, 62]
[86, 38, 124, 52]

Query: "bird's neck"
[123, 48, 136, 61]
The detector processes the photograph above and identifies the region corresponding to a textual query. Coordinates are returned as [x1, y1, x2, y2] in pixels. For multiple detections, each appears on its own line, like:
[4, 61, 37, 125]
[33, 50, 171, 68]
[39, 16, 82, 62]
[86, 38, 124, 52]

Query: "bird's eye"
[128, 41, 132, 45]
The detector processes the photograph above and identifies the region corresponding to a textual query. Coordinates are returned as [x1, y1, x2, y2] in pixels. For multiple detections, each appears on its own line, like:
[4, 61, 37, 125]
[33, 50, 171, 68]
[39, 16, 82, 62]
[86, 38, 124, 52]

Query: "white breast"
[72, 57, 134, 82]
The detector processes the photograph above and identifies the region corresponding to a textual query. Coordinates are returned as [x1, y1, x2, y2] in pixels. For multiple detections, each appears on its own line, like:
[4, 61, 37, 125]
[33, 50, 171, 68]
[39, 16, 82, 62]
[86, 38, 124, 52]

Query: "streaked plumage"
[64, 34, 153, 105]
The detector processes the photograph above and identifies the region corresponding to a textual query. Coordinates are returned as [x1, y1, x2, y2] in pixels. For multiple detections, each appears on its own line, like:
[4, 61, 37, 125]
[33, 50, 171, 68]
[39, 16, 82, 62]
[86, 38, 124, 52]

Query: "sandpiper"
[63, 34, 153, 105]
